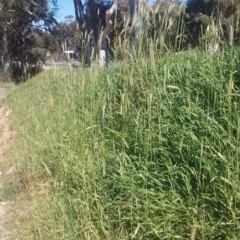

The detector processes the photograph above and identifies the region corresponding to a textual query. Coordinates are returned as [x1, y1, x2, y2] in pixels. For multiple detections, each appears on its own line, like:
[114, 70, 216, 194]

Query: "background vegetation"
[1, 0, 240, 80]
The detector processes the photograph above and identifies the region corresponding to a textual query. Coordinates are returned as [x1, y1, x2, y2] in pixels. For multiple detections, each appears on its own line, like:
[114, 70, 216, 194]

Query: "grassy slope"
[6, 49, 240, 239]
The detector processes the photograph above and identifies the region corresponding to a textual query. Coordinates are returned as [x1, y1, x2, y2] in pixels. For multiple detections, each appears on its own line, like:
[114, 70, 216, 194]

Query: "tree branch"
[73, 0, 85, 27]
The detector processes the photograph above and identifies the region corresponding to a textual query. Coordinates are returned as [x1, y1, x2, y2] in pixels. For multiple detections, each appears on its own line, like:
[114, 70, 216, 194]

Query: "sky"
[56, 0, 76, 22]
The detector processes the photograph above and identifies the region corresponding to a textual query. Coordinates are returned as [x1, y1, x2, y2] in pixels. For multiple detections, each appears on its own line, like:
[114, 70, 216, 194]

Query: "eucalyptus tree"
[99, 0, 118, 66]
[0, 0, 40, 80]
[0, 0, 60, 80]
[98, 0, 151, 66]
[72, 0, 112, 66]
[72, 0, 151, 67]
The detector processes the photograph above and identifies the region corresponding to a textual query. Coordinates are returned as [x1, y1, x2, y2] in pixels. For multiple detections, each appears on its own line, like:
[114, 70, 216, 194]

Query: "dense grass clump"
[7, 49, 240, 239]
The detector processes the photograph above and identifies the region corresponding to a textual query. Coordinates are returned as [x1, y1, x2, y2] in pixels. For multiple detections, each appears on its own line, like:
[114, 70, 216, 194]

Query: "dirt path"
[0, 87, 14, 240]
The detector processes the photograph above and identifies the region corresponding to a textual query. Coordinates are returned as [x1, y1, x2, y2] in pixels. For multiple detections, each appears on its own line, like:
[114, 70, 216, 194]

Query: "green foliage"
[186, 0, 240, 47]
[0, 0, 59, 81]
[28, 47, 47, 64]
[7, 48, 240, 239]
[41, 33, 57, 52]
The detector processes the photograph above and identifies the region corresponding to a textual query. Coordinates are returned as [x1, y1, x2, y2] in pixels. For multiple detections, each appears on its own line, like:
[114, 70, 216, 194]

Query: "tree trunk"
[83, 0, 101, 67]
[73, 0, 94, 66]
[84, 33, 92, 67]
[73, 0, 85, 27]
[47, 26, 64, 53]
[99, 0, 118, 67]
[2, 28, 12, 81]
[21, 51, 27, 79]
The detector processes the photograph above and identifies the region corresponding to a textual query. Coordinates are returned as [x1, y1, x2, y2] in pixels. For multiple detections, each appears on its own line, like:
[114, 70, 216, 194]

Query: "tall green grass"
[6, 48, 240, 239]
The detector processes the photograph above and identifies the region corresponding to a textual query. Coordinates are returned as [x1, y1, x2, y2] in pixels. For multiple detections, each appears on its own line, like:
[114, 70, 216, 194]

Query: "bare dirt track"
[0, 87, 14, 240]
